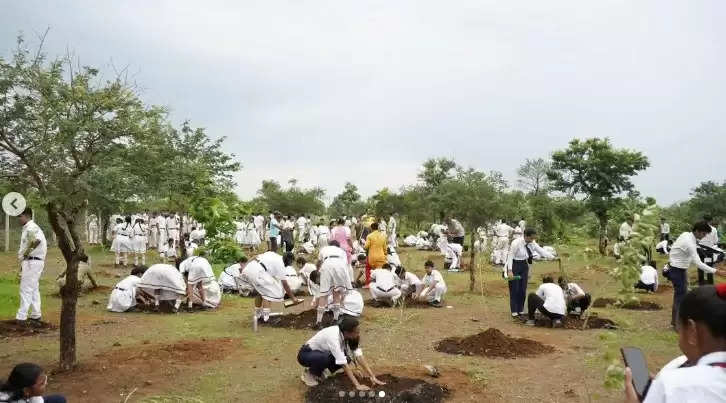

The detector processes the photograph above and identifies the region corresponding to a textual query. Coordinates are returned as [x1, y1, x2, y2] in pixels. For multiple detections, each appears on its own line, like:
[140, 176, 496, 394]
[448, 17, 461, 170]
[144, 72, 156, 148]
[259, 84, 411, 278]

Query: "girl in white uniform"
[113, 216, 134, 267]
[131, 218, 148, 266]
[136, 264, 187, 312]
[179, 255, 221, 309]
[316, 242, 353, 325]
[218, 256, 248, 293]
[240, 251, 302, 323]
[421, 260, 447, 307]
[283, 253, 303, 294]
[107, 266, 145, 312]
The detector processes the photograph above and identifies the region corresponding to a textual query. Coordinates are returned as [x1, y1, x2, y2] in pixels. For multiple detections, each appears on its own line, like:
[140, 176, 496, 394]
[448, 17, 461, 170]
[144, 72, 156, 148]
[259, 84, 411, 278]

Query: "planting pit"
[305, 373, 449, 403]
[259, 309, 336, 330]
[533, 314, 617, 330]
[435, 328, 554, 359]
[0, 319, 56, 338]
[592, 298, 662, 310]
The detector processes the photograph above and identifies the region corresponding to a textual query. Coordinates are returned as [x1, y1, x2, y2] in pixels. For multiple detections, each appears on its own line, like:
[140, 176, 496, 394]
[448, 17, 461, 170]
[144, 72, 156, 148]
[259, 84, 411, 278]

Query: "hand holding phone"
[621, 347, 652, 401]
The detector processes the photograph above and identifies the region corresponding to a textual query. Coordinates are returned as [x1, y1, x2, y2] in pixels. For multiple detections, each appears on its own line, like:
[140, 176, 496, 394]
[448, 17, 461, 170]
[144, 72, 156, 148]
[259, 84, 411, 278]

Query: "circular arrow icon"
[2, 192, 27, 216]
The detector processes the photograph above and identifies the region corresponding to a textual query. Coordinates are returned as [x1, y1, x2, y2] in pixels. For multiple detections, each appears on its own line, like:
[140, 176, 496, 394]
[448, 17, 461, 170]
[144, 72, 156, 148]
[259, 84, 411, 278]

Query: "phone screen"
[621, 347, 650, 400]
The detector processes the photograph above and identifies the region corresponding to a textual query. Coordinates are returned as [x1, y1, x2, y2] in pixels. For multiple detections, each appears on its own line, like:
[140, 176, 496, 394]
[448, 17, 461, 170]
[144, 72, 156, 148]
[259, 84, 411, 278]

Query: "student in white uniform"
[131, 218, 148, 266]
[558, 277, 591, 315]
[88, 215, 100, 245]
[699, 215, 720, 286]
[315, 241, 353, 325]
[525, 276, 566, 327]
[492, 220, 513, 265]
[505, 228, 556, 317]
[388, 214, 398, 248]
[395, 266, 424, 300]
[664, 222, 726, 327]
[334, 289, 364, 317]
[420, 260, 447, 307]
[56, 255, 97, 293]
[179, 254, 221, 309]
[107, 265, 145, 312]
[512, 224, 523, 240]
[136, 263, 187, 312]
[296, 256, 317, 286]
[296, 215, 308, 243]
[386, 246, 402, 269]
[282, 253, 303, 294]
[147, 213, 159, 249]
[369, 264, 401, 306]
[113, 216, 134, 267]
[240, 251, 303, 323]
[619, 218, 633, 242]
[660, 217, 670, 241]
[166, 214, 179, 249]
[316, 222, 330, 247]
[218, 255, 248, 293]
[157, 213, 168, 254]
[297, 317, 386, 389]
[634, 261, 659, 293]
[160, 237, 177, 263]
[15, 208, 48, 324]
[655, 239, 672, 255]
[623, 285, 726, 403]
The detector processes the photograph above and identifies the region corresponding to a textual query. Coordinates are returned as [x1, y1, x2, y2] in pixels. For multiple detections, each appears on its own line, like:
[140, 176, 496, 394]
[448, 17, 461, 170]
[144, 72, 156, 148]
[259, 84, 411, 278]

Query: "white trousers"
[426, 283, 447, 303]
[369, 284, 401, 304]
[88, 227, 99, 244]
[493, 236, 509, 264]
[17, 260, 44, 320]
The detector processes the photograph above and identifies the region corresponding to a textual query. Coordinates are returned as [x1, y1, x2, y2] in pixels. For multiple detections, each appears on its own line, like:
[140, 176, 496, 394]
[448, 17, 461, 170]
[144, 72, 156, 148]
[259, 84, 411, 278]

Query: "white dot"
[379, 390, 386, 398]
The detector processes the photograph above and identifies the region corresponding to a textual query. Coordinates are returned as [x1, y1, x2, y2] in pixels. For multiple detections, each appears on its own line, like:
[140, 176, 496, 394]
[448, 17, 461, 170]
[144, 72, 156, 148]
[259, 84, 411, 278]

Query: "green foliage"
[517, 157, 551, 195]
[254, 179, 325, 215]
[328, 182, 367, 217]
[206, 238, 244, 265]
[190, 197, 235, 240]
[689, 180, 726, 221]
[612, 203, 660, 297]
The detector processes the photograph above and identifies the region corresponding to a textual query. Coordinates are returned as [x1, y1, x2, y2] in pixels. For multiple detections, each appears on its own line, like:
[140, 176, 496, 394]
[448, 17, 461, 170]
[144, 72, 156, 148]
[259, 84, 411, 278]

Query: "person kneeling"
[297, 316, 385, 390]
[634, 260, 659, 293]
[420, 260, 447, 307]
[558, 277, 591, 316]
[107, 265, 146, 313]
[526, 276, 566, 327]
[369, 264, 401, 307]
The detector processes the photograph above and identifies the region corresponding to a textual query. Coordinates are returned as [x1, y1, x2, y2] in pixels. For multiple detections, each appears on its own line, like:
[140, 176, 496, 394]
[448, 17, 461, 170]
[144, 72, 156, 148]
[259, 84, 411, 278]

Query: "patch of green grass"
[466, 366, 489, 387]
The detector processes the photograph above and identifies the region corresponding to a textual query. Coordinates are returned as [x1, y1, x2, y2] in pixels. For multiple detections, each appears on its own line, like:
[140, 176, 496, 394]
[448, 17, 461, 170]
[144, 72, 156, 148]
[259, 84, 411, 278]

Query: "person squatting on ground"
[623, 284, 726, 403]
[558, 277, 591, 316]
[107, 265, 146, 312]
[283, 252, 304, 294]
[395, 266, 424, 300]
[504, 228, 556, 318]
[314, 241, 353, 326]
[240, 251, 303, 323]
[369, 263, 401, 306]
[297, 316, 386, 390]
[526, 276, 566, 327]
[634, 261, 659, 293]
[0, 363, 66, 403]
[15, 208, 47, 325]
[179, 252, 221, 310]
[136, 263, 187, 312]
[420, 260, 447, 307]
[218, 255, 249, 293]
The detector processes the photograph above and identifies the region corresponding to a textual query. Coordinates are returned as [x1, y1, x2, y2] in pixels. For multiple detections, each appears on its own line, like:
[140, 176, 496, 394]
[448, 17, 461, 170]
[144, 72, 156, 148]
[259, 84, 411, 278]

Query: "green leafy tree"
[328, 182, 366, 218]
[548, 138, 650, 254]
[517, 158, 551, 195]
[254, 179, 325, 215]
[611, 203, 659, 300]
[689, 180, 726, 222]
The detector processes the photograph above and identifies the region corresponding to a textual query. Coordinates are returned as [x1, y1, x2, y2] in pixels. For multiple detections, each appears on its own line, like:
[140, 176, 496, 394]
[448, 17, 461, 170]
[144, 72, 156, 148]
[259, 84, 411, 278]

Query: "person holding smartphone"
[623, 284, 726, 402]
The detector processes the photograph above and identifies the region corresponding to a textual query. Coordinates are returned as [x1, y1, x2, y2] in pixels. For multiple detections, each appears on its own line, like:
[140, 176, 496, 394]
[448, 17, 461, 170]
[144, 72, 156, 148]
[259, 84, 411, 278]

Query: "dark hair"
[309, 270, 320, 285]
[648, 260, 656, 268]
[174, 257, 184, 270]
[125, 216, 132, 223]
[679, 285, 726, 338]
[19, 208, 33, 218]
[524, 228, 537, 237]
[339, 316, 359, 333]
[116, 218, 123, 224]
[191, 227, 196, 231]
[371, 223, 379, 231]
[237, 255, 248, 263]
[337, 218, 345, 225]
[296, 256, 307, 265]
[692, 221, 711, 233]
[703, 215, 713, 222]
[557, 276, 565, 285]
[283, 252, 294, 267]
[0, 363, 43, 400]
[542, 276, 554, 283]
[382, 263, 391, 270]
[329, 240, 340, 247]
[395, 266, 405, 278]
[131, 265, 147, 276]
[424, 260, 434, 268]
[357, 254, 366, 262]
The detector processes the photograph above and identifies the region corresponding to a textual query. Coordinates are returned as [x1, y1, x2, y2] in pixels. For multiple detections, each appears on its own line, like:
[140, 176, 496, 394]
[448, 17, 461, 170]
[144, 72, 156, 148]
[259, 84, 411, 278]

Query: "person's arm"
[364, 235, 371, 251]
[197, 282, 205, 303]
[532, 243, 555, 260]
[281, 279, 303, 303]
[343, 364, 369, 391]
[356, 355, 386, 386]
[505, 240, 517, 277]
[688, 242, 717, 273]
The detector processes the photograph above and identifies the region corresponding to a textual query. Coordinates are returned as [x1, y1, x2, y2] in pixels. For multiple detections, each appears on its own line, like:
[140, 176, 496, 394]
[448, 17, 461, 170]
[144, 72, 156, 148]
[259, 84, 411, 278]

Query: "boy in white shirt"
[394, 266, 424, 300]
[525, 276, 566, 327]
[369, 264, 401, 306]
[218, 255, 248, 293]
[634, 261, 659, 293]
[558, 277, 591, 315]
[107, 266, 145, 312]
[420, 260, 447, 307]
[505, 228, 556, 317]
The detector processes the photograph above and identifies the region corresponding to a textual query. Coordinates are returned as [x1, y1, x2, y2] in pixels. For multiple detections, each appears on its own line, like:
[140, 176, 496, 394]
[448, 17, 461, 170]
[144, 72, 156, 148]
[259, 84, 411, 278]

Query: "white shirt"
[299, 263, 317, 281]
[370, 268, 397, 290]
[423, 269, 446, 288]
[535, 283, 566, 316]
[319, 245, 346, 261]
[400, 271, 422, 288]
[296, 216, 307, 228]
[564, 282, 585, 299]
[388, 217, 397, 233]
[504, 238, 555, 273]
[656, 240, 670, 253]
[620, 222, 632, 240]
[115, 222, 132, 237]
[495, 223, 513, 237]
[253, 215, 264, 228]
[518, 220, 526, 230]
[305, 325, 363, 366]
[132, 222, 147, 237]
[166, 216, 178, 230]
[255, 251, 286, 280]
[640, 265, 659, 286]
[189, 229, 204, 242]
[18, 220, 47, 260]
[179, 256, 214, 284]
[449, 219, 465, 237]
[643, 351, 726, 403]
[701, 226, 719, 248]
[219, 263, 241, 289]
[660, 223, 670, 234]
[668, 232, 715, 273]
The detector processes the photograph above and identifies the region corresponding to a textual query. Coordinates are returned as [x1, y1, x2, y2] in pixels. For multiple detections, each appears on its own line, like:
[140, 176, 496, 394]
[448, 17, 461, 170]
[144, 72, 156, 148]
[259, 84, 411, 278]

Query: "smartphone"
[621, 347, 651, 401]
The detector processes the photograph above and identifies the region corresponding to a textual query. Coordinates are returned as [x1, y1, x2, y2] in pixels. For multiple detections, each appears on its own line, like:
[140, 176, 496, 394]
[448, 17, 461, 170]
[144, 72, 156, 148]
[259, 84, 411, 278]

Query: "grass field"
[0, 240, 719, 402]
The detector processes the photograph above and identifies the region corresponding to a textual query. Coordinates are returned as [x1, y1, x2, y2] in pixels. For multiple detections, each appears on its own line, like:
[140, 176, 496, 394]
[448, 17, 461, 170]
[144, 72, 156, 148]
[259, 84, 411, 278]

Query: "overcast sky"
[2, 1, 724, 205]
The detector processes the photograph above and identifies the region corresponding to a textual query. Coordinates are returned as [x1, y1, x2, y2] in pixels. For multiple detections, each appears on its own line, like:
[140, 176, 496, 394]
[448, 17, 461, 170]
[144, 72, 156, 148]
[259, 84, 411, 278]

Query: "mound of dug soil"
[592, 298, 662, 310]
[260, 309, 336, 329]
[364, 298, 435, 309]
[534, 314, 617, 330]
[0, 319, 56, 338]
[435, 328, 554, 359]
[306, 373, 449, 403]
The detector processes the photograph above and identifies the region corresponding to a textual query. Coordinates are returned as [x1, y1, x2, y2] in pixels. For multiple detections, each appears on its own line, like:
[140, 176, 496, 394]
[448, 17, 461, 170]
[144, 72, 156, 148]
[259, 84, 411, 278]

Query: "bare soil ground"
[0, 319, 56, 338]
[533, 314, 618, 330]
[435, 328, 555, 359]
[592, 297, 662, 310]
[306, 373, 449, 403]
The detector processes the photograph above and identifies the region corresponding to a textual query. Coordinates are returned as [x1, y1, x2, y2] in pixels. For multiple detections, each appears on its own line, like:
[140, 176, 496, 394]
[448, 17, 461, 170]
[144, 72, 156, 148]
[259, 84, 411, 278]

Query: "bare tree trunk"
[469, 231, 476, 292]
[46, 203, 85, 370]
[598, 214, 608, 255]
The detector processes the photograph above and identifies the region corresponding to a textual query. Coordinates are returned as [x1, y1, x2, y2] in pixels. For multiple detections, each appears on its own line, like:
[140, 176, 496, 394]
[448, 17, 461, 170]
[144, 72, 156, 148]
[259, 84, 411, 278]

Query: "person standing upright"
[387, 214, 398, 248]
[698, 215, 720, 286]
[504, 228, 555, 318]
[268, 212, 282, 252]
[15, 208, 48, 325]
[660, 217, 670, 242]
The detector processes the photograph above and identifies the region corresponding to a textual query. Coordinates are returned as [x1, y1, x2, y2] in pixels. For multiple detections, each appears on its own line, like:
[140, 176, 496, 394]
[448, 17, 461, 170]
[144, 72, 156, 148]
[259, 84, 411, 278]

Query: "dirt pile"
[534, 314, 617, 330]
[305, 373, 448, 403]
[592, 298, 662, 310]
[435, 328, 554, 359]
[365, 299, 434, 309]
[260, 309, 336, 329]
[0, 319, 56, 338]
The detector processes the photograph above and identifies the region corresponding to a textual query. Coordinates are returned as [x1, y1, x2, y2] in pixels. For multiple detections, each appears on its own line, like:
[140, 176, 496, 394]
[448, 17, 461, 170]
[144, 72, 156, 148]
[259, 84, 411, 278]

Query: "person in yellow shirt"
[365, 223, 387, 270]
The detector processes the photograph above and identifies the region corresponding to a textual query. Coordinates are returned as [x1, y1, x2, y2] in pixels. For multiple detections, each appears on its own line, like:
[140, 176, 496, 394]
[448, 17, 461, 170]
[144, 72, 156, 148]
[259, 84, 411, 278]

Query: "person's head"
[339, 316, 360, 344]
[125, 216, 132, 224]
[692, 221, 712, 240]
[626, 217, 634, 224]
[648, 260, 656, 268]
[329, 240, 340, 248]
[542, 275, 554, 284]
[677, 284, 726, 363]
[17, 208, 33, 226]
[131, 265, 147, 276]
[660, 217, 666, 222]
[424, 260, 434, 274]
[237, 254, 249, 265]
[703, 215, 713, 224]
[283, 252, 294, 267]
[0, 363, 47, 399]
[382, 263, 392, 271]
[524, 228, 537, 243]
[371, 222, 379, 231]
[357, 254, 366, 263]
[309, 270, 320, 285]
[557, 276, 566, 288]
[337, 218, 345, 226]
[295, 256, 307, 268]
[191, 226, 196, 232]
[167, 237, 174, 245]
[116, 217, 123, 224]
[395, 265, 406, 279]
